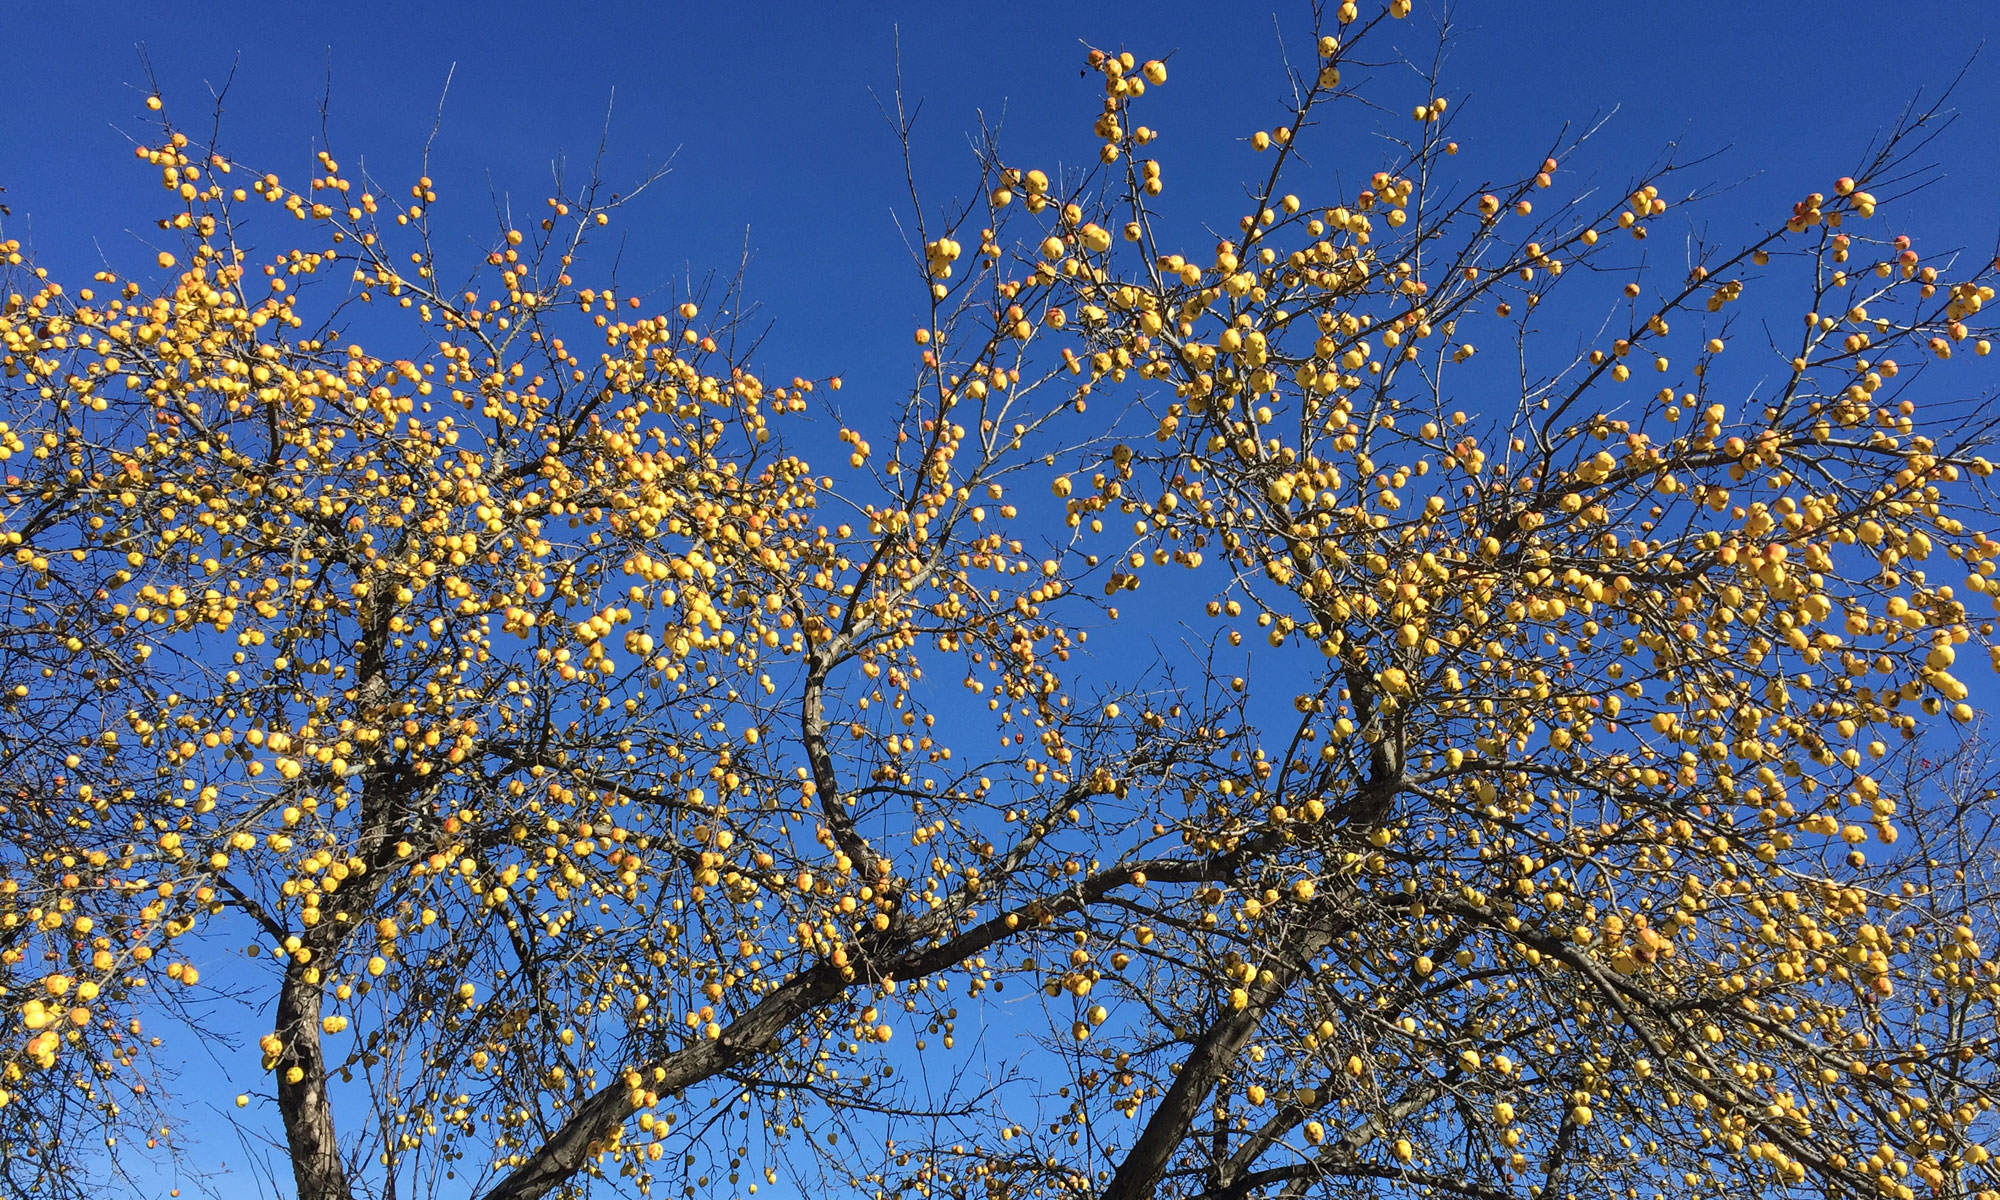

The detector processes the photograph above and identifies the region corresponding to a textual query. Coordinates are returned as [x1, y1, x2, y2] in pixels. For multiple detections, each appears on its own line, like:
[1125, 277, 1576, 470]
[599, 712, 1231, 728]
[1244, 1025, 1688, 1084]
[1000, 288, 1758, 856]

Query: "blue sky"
[5, 2, 1999, 1196]
[6, 0, 1997, 412]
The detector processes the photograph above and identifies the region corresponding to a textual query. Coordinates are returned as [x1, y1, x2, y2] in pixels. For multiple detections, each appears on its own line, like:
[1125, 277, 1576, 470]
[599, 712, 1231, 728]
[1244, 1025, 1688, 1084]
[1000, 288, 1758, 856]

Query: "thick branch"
[1097, 904, 1342, 1200]
[477, 847, 1233, 1200]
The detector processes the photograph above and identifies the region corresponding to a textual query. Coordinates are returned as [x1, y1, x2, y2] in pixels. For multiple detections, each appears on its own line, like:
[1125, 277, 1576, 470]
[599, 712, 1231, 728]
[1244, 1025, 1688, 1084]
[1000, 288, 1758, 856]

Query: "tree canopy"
[4, 7, 2000, 1200]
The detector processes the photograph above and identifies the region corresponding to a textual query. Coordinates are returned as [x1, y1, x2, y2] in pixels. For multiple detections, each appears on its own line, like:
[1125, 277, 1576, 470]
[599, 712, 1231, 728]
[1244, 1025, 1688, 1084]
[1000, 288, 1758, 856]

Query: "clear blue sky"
[4, 2, 1998, 1196]
[5, 0, 1997, 413]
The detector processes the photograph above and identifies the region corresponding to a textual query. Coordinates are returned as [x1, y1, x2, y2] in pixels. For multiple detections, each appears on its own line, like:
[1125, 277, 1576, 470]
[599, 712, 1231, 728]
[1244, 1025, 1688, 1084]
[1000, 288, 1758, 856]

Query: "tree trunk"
[274, 966, 351, 1200]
